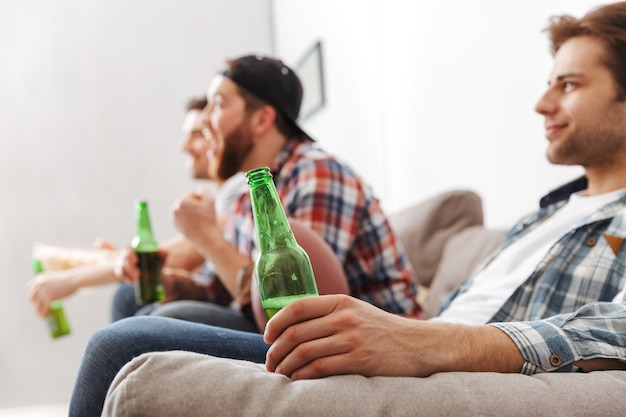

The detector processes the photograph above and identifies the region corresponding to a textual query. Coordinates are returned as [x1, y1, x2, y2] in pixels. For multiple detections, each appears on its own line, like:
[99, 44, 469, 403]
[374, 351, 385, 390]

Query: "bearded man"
[113, 55, 421, 331]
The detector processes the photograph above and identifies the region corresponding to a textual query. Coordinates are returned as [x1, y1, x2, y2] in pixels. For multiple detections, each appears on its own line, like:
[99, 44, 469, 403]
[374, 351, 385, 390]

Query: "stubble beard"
[548, 106, 626, 169]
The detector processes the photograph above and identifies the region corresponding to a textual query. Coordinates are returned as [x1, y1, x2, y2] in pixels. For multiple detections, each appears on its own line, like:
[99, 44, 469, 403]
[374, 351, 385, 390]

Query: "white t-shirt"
[192, 172, 248, 286]
[433, 189, 625, 325]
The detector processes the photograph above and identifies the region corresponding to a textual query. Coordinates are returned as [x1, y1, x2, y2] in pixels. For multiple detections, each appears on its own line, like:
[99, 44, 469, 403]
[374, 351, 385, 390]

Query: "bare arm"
[26, 263, 118, 317]
[264, 295, 524, 380]
[265, 295, 626, 380]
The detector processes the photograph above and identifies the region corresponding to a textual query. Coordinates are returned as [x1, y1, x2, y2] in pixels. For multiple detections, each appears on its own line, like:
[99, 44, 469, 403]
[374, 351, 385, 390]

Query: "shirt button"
[586, 237, 597, 246]
[549, 354, 562, 367]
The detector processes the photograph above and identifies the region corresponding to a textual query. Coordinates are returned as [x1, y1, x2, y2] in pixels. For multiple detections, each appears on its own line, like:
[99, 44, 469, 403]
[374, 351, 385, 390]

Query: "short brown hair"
[545, 2, 626, 100]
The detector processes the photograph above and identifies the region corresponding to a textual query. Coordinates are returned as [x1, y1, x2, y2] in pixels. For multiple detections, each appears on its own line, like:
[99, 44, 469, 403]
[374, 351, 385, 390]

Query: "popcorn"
[32, 242, 119, 271]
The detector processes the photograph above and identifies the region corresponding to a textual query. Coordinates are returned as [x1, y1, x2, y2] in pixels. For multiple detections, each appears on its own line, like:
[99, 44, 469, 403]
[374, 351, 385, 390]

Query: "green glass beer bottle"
[247, 167, 319, 319]
[131, 201, 165, 304]
[32, 259, 71, 339]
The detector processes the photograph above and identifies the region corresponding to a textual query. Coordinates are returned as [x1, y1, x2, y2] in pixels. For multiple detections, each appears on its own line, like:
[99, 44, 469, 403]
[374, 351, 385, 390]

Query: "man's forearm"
[462, 325, 525, 373]
[65, 263, 120, 292]
[419, 322, 525, 375]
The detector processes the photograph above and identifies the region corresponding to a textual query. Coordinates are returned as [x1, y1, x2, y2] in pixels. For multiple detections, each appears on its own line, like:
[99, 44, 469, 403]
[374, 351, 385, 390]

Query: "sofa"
[102, 190, 626, 416]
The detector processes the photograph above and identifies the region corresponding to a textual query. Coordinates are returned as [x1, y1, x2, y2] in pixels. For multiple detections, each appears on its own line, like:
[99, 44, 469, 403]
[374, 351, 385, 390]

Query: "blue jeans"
[110, 283, 142, 321]
[111, 283, 259, 332]
[69, 316, 269, 417]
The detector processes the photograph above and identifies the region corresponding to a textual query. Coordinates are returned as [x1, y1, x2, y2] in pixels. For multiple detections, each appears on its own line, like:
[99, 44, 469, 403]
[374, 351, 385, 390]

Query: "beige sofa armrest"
[104, 351, 626, 417]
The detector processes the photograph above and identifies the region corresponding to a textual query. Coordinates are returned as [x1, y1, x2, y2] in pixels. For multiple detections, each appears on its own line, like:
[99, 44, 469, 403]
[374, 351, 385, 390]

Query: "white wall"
[272, 0, 600, 228]
[0, 0, 272, 410]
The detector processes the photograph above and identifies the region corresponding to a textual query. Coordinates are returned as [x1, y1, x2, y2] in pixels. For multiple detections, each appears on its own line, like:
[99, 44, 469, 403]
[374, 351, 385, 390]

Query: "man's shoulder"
[275, 141, 379, 206]
[285, 141, 359, 179]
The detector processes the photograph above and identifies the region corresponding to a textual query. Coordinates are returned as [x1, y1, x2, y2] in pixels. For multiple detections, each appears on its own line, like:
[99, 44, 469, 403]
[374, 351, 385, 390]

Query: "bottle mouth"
[246, 167, 272, 186]
[134, 200, 150, 221]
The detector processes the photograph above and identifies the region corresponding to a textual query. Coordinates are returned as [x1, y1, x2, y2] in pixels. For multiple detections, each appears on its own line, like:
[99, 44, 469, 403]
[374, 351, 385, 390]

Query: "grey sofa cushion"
[388, 190, 484, 288]
[103, 351, 626, 417]
[424, 226, 507, 318]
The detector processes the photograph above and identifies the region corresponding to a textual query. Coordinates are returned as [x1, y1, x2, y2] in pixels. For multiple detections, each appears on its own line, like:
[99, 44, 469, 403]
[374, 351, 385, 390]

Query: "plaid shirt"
[441, 178, 626, 374]
[200, 140, 421, 317]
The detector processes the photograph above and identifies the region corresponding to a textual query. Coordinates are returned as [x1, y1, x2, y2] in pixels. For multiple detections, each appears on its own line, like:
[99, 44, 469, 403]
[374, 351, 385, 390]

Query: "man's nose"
[535, 89, 558, 116]
[201, 104, 213, 126]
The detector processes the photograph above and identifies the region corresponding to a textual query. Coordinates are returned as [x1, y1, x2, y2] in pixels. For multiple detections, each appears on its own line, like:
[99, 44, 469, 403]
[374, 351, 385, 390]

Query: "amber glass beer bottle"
[131, 201, 164, 304]
[32, 259, 71, 338]
[246, 167, 318, 319]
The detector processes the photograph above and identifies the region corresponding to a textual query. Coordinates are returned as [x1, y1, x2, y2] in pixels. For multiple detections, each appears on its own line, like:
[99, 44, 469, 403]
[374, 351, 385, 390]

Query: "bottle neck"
[133, 202, 158, 252]
[32, 259, 44, 274]
[247, 168, 297, 253]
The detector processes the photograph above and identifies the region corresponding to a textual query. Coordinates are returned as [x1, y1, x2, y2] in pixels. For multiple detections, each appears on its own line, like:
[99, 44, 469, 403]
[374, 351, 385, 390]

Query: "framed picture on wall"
[295, 40, 326, 121]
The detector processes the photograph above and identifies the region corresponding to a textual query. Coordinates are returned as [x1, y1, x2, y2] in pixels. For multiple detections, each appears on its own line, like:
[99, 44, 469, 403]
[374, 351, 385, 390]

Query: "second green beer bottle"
[131, 200, 165, 304]
[247, 167, 319, 319]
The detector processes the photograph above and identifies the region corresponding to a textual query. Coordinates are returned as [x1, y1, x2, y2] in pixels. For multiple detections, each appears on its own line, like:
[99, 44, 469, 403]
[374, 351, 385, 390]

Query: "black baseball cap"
[218, 55, 313, 141]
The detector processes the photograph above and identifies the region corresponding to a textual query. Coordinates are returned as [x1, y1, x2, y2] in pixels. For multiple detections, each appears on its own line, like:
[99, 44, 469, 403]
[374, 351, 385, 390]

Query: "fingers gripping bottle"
[131, 201, 165, 304]
[32, 259, 71, 338]
[246, 167, 318, 319]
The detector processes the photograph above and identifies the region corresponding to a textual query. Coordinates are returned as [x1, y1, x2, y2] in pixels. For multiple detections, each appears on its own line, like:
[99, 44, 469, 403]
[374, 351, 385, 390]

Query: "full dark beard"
[217, 121, 254, 181]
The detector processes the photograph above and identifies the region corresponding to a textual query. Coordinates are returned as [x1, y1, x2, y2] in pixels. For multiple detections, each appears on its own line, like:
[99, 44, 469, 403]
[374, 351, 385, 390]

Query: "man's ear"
[250, 105, 277, 137]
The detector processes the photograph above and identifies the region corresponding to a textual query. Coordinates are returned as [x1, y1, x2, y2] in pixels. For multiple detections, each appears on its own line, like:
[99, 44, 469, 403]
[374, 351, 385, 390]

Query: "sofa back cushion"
[388, 190, 484, 288]
[424, 225, 507, 318]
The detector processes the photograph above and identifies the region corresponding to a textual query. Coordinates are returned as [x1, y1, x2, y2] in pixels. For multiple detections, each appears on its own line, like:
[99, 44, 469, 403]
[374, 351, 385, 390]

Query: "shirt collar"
[269, 139, 303, 181]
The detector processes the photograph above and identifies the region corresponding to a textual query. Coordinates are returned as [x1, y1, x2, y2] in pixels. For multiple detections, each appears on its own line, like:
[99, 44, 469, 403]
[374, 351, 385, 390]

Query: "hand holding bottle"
[26, 269, 79, 318]
[123, 201, 165, 304]
[264, 294, 415, 379]
[264, 294, 524, 380]
[113, 245, 142, 284]
[113, 243, 166, 284]
[114, 249, 196, 304]
[29, 259, 71, 338]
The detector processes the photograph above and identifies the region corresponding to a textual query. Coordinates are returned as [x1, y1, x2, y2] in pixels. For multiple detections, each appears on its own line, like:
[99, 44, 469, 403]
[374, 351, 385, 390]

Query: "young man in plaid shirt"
[112, 54, 421, 331]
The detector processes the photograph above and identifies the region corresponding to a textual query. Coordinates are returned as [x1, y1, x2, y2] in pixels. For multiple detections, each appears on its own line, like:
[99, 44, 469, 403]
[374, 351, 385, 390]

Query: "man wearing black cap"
[114, 55, 421, 331]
